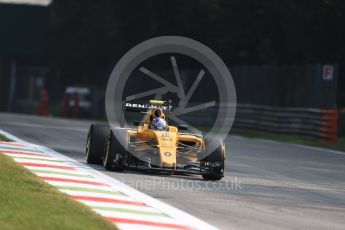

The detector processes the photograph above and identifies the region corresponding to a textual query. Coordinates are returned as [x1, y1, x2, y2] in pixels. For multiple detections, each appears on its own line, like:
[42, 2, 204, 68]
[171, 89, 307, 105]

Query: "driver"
[150, 108, 167, 130]
[151, 117, 167, 130]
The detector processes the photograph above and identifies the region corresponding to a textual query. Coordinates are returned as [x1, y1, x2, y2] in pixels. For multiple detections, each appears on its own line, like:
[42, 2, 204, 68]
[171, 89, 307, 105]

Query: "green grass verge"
[0, 134, 9, 141]
[0, 154, 117, 230]
[231, 130, 345, 152]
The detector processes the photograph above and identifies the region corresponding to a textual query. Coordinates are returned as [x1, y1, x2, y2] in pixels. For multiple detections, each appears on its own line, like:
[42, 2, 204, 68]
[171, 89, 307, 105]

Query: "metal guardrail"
[232, 104, 338, 142]
[175, 103, 337, 142]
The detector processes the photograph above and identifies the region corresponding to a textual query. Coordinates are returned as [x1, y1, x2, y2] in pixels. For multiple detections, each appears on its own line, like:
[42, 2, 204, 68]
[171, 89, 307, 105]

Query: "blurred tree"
[50, 0, 345, 81]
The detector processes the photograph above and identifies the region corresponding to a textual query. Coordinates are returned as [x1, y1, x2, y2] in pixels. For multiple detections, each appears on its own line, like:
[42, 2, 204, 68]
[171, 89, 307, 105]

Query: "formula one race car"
[85, 100, 225, 180]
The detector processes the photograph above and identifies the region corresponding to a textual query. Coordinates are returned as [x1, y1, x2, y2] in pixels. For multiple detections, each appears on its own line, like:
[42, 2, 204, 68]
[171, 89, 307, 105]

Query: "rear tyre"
[86, 124, 109, 164]
[202, 137, 225, 180]
[103, 128, 128, 171]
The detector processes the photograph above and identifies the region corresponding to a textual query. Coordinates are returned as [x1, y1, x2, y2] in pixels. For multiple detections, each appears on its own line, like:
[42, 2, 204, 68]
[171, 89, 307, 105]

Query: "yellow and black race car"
[86, 100, 225, 180]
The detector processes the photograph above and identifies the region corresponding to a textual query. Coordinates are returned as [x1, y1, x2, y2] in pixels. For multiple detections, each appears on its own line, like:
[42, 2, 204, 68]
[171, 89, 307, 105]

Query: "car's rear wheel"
[103, 128, 128, 171]
[202, 137, 225, 180]
[86, 124, 109, 164]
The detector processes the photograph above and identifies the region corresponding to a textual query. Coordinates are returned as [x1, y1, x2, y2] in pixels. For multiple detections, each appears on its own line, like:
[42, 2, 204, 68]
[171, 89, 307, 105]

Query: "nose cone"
[152, 129, 177, 169]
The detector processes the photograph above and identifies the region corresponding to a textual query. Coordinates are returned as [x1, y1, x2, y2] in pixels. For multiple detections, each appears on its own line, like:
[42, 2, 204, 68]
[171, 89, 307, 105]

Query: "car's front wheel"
[86, 124, 109, 165]
[103, 128, 128, 171]
[201, 137, 225, 180]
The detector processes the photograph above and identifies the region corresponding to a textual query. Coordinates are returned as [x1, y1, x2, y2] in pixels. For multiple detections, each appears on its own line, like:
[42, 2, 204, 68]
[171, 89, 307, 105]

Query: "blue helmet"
[152, 117, 167, 130]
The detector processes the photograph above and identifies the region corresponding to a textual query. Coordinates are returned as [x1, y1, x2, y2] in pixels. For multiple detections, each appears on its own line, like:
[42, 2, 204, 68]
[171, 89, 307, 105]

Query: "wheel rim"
[103, 134, 110, 167]
[221, 143, 225, 172]
[86, 130, 91, 160]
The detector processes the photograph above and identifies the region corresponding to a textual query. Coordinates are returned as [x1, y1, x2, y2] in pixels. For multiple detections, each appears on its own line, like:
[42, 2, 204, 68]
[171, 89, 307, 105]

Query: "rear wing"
[123, 100, 173, 112]
[120, 100, 173, 127]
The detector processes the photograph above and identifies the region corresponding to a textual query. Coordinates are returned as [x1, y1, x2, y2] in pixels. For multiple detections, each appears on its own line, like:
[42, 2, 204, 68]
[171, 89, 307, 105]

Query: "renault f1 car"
[85, 100, 225, 180]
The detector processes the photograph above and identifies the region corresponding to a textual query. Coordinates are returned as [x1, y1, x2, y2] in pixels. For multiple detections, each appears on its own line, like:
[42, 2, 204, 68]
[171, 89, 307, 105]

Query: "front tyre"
[86, 124, 109, 164]
[103, 128, 128, 171]
[202, 137, 225, 180]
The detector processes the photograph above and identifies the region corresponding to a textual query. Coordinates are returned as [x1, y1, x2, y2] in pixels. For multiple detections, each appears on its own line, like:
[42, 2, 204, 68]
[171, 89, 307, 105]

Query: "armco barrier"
[232, 104, 338, 143]
[127, 103, 338, 143]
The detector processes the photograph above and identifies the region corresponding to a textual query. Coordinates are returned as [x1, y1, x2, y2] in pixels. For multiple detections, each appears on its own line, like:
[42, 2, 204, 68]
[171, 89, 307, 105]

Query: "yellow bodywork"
[126, 108, 204, 169]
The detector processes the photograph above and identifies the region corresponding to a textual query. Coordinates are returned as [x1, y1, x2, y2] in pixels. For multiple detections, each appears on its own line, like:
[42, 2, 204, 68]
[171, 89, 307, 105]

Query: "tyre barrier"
[320, 109, 338, 143]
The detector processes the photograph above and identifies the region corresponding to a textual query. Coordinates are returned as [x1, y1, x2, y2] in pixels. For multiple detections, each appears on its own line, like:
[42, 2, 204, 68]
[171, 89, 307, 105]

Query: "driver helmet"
[152, 117, 167, 130]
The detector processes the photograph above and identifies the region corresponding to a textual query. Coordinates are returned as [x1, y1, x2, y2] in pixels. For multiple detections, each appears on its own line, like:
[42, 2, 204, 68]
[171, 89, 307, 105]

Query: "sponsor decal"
[125, 102, 173, 111]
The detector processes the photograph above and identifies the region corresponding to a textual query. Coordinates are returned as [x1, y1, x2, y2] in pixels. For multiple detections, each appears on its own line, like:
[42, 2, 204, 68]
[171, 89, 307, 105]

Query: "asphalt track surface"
[1, 113, 345, 230]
